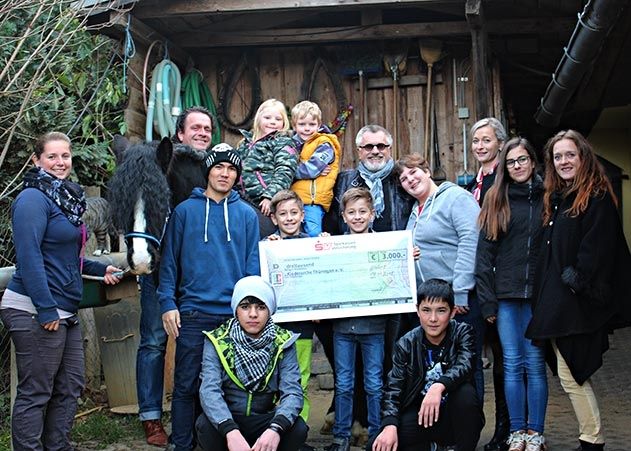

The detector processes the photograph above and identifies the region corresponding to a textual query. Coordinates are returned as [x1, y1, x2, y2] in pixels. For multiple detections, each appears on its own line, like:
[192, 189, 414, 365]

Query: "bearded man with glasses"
[327, 124, 414, 235]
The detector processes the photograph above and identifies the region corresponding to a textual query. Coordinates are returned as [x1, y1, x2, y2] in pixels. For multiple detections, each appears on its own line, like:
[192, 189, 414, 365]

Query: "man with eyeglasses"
[319, 125, 415, 444]
[328, 124, 414, 235]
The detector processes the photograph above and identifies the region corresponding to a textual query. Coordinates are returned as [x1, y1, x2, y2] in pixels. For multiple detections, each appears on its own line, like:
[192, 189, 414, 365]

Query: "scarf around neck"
[357, 158, 395, 218]
[229, 317, 277, 391]
[23, 167, 86, 226]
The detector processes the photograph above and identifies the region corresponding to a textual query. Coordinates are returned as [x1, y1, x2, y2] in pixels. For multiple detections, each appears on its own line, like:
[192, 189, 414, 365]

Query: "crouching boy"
[196, 276, 308, 451]
[369, 279, 484, 451]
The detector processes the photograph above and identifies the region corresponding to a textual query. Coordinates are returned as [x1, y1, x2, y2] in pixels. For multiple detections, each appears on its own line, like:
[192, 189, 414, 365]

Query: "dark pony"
[108, 136, 207, 274]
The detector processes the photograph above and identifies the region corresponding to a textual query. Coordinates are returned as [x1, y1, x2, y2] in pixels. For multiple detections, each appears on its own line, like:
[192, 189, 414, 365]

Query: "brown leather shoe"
[143, 419, 168, 447]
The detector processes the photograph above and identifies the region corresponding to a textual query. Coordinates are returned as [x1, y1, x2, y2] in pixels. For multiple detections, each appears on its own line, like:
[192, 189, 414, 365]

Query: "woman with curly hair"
[526, 130, 631, 451]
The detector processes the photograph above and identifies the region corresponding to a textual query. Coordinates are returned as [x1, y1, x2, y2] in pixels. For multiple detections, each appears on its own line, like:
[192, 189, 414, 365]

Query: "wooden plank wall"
[126, 43, 502, 182]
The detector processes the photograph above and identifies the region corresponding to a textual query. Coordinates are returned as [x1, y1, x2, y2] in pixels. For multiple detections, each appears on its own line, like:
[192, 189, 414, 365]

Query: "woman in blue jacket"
[0, 132, 122, 450]
[476, 138, 547, 451]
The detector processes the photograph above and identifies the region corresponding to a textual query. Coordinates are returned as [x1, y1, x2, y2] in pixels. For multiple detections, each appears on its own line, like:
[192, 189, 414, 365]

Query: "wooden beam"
[133, 0, 456, 19]
[361, 9, 383, 26]
[466, 0, 490, 119]
[170, 18, 574, 48]
[100, 10, 191, 67]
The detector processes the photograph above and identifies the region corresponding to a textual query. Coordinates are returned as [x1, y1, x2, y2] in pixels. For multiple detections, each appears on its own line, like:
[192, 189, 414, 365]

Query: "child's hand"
[321, 165, 332, 176]
[259, 198, 272, 216]
[318, 232, 331, 237]
[413, 246, 421, 260]
[267, 234, 281, 241]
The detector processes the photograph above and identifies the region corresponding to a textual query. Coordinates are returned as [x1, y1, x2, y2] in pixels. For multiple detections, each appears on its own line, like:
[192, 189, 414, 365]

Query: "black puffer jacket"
[325, 168, 414, 235]
[380, 320, 476, 428]
[475, 177, 544, 319]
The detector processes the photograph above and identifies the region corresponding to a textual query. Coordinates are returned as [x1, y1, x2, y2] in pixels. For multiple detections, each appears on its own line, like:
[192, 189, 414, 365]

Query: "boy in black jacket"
[368, 279, 484, 451]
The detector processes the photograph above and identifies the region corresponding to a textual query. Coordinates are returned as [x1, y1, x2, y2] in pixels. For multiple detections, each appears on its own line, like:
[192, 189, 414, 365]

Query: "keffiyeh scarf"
[23, 167, 86, 226]
[229, 317, 277, 391]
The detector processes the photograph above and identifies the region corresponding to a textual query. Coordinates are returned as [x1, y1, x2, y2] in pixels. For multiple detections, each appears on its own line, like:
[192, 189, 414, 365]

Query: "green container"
[80, 279, 108, 309]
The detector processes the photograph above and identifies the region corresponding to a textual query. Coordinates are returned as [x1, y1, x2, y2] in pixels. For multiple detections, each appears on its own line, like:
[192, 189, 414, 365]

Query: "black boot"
[484, 348, 509, 451]
[576, 440, 605, 450]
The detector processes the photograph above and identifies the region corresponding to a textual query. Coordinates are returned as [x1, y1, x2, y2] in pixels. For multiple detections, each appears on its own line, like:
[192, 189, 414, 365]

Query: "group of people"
[1, 95, 629, 451]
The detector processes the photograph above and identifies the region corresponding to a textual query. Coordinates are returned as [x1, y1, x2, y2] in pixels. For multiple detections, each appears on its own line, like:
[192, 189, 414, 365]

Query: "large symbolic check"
[259, 231, 417, 322]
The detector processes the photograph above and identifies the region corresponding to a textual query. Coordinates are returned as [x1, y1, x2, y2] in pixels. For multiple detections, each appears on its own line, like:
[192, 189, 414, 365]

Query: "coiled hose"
[181, 69, 221, 146]
[146, 59, 182, 141]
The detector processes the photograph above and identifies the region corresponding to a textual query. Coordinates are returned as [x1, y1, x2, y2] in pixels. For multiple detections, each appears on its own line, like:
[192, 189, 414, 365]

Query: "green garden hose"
[181, 70, 221, 146]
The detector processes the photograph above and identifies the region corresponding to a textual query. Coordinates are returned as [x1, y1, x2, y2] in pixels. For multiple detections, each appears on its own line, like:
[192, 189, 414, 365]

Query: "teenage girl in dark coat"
[526, 130, 631, 451]
[476, 138, 547, 451]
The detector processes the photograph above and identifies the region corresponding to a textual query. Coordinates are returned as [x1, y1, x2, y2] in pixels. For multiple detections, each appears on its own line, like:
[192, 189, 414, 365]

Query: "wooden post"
[11, 342, 16, 451]
[466, 0, 490, 120]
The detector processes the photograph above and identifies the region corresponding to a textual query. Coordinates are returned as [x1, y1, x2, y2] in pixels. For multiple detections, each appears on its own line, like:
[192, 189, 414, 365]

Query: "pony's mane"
[108, 141, 171, 238]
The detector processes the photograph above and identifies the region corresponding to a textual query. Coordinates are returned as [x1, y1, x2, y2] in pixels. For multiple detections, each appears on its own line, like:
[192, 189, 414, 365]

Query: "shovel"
[384, 43, 409, 158]
[420, 40, 443, 161]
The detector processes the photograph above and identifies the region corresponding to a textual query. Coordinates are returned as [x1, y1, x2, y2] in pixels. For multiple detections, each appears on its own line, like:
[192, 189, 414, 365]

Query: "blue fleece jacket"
[157, 188, 261, 316]
[7, 188, 107, 324]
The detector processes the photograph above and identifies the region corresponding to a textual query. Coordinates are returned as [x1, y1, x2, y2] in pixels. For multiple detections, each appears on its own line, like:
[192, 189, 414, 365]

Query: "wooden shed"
[87, 0, 631, 233]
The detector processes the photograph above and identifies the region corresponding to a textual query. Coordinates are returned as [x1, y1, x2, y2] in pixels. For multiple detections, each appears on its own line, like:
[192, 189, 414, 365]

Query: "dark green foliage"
[0, 1, 127, 189]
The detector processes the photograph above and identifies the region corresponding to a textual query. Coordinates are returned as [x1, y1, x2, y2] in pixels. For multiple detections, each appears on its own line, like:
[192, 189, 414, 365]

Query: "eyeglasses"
[359, 143, 390, 151]
[506, 155, 530, 168]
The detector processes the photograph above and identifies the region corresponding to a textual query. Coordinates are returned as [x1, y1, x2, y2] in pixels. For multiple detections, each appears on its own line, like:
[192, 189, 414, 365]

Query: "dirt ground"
[81, 327, 631, 451]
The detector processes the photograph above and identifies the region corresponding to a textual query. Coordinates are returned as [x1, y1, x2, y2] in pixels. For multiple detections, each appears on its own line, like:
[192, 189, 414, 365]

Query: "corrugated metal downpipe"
[534, 0, 628, 127]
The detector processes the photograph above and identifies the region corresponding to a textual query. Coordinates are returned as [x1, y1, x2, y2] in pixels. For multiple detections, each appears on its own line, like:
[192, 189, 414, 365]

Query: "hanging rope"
[181, 69, 221, 146]
[217, 53, 261, 132]
[121, 15, 136, 94]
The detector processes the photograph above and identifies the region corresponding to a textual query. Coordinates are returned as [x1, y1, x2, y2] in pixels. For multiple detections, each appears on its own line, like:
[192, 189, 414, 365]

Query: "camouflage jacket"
[235, 130, 298, 204]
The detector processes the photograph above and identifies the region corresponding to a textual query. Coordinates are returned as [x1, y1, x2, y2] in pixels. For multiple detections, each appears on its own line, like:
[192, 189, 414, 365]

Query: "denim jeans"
[497, 300, 548, 433]
[303, 205, 325, 237]
[171, 310, 230, 451]
[1, 308, 84, 451]
[454, 290, 485, 403]
[136, 275, 167, 421]
[332, 332, 384, 438]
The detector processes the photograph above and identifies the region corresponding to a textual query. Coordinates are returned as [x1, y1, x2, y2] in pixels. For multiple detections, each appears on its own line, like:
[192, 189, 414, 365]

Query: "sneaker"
[323, 437, 351, 451]
[525, 433, 546, 451]
[507, 430, 526, 451]
[142, 419, 168, 447]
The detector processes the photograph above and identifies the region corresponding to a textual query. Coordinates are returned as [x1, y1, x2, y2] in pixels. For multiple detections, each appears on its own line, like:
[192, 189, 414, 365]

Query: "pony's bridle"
[124, 231, 162, 249]
[124, 209, 170, 250]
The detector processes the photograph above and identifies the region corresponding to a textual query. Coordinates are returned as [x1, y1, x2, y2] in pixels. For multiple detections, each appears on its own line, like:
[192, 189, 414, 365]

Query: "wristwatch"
[268, 423, 284, 435]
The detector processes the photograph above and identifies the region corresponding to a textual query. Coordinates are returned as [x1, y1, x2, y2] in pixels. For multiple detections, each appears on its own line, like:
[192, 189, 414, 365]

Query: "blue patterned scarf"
[357, 158, 395, 218]
[23, 167, 86, 226]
